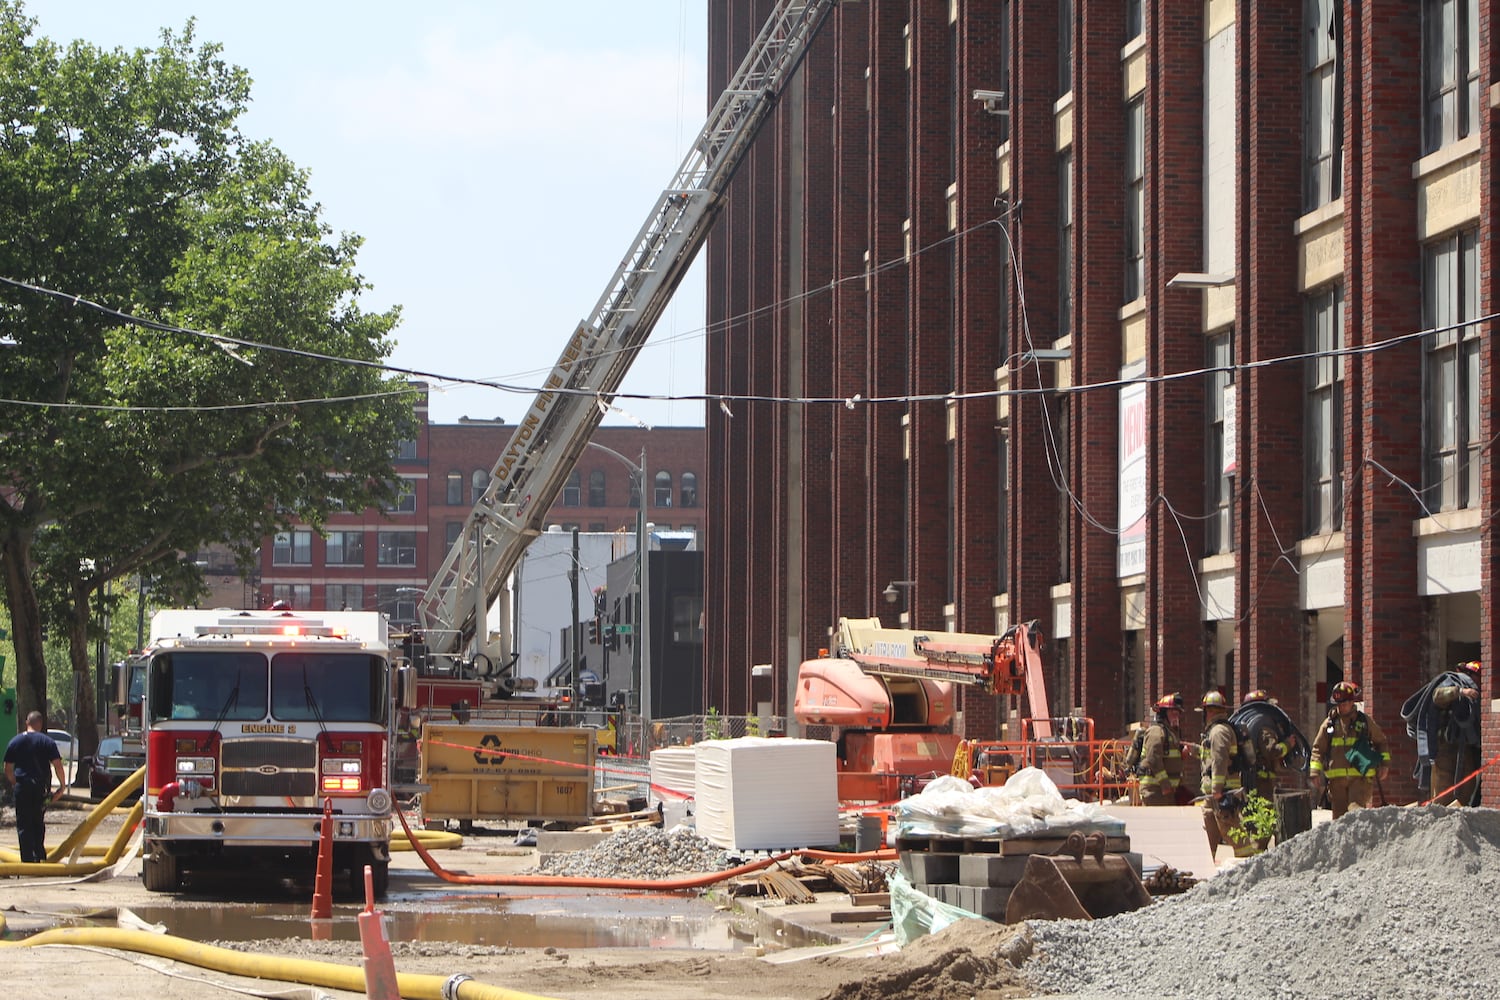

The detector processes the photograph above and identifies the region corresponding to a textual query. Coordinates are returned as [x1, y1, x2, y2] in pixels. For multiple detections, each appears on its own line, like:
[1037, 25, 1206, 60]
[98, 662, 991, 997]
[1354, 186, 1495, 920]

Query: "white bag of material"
[896, 767, 1124, 839]
[693, 737, 839, 850]
[648, 745, 698, 807]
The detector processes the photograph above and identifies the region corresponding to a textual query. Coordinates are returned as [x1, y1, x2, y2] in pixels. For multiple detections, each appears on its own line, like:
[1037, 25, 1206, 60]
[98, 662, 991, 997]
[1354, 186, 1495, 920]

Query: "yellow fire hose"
[2, 926, 564, 1000]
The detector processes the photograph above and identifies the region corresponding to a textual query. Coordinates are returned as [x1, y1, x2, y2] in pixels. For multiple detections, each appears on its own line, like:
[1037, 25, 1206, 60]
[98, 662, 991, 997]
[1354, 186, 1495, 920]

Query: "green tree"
[0, 4, 414, 752]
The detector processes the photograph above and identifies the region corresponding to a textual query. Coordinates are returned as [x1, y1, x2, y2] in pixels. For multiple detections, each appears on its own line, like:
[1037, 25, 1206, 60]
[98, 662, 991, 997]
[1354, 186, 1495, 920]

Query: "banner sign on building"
[1117, 375, 1147, 578]
[1222, 382, 1237, 477]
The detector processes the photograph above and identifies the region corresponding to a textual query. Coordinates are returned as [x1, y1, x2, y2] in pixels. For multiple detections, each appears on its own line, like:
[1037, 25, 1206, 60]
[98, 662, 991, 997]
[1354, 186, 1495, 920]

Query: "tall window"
[1304, 0, 1343, 211]
[273, 530, 312, 566]
[998, 0, 1012, 143]
[654, 471, 673, 507]
[1206, 331, 1236, 552]
[1055, 400, 1070, 583]
[272, 584, 312, 609]
[393, 439, 418, 460]
[375, 585, 416, 624]
[445, 472, 463, 505]
[471, 470, 488, 504]
[1422, 0, 1479, 153]
[1058, 150, 1073, 341]
[680, 472, 699, 508]
[384, 478, 416, 515]
[588, 469, 606, 506]
[628, 472, 641, 509]
[563, 471, 581, 506]
[325, 531, 365, 566]
[377, 531, 417, 566]
[445, 521, 463, 548]
[1058, 0, 1073, 96]
[326, 583, 363, 611]
[1423, 231, 1481, 511]
[1126, 0, 1142, 40]
[1124, 99, 1145, 302]
[1306, 289, 1345, 534]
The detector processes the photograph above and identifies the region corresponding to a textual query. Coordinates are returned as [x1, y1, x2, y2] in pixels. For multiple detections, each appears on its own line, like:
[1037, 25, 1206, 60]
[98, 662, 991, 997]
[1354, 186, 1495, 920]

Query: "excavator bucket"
[1004, 852, 1154, 923]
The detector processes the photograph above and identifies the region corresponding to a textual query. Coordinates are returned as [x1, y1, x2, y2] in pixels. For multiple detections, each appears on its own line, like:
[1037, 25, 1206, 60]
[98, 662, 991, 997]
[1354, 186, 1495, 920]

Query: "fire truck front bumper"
[144, 810, 392, 848]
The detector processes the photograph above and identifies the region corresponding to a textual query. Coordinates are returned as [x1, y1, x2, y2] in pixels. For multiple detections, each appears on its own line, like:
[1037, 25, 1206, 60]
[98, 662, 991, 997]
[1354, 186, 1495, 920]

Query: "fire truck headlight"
[321, 758, 362, 775]
[176, 757, 215, 775]
[366, 788, 392, 814]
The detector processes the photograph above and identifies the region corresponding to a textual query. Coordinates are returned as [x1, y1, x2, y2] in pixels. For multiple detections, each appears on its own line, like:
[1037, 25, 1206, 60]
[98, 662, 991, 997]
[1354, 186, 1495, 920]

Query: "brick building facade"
[258, 388, 705, 630]
[706, 1, 1496, 805]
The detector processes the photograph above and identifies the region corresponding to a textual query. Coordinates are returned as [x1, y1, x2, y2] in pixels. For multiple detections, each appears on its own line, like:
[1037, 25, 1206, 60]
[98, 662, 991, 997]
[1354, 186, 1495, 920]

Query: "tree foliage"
[0, 2, 415, 747]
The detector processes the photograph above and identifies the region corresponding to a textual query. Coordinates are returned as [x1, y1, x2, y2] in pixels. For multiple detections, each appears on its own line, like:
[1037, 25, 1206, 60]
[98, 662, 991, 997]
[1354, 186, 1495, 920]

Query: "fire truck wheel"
[142, 852, 179, 893]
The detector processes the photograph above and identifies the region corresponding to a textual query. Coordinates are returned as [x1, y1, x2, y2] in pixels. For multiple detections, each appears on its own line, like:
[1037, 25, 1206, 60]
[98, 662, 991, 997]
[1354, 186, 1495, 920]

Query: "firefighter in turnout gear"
[1310, 681, 1390, 818]
[1423, 660, 1481, 805]
[1242, 689, 1297, 802]
[1138, 693, 1186, 806]
[1197, 690, 1250, 858]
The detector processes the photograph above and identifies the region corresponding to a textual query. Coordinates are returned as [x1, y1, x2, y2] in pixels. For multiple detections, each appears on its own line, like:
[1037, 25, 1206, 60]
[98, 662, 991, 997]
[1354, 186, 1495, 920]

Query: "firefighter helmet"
[1244, 689, 1271, 704]
[1331, 681, 1361, 704]
[1198, 690, 1227, 711]
[1155, 692, 1183, 711]
[1457, 660, 1480, 676]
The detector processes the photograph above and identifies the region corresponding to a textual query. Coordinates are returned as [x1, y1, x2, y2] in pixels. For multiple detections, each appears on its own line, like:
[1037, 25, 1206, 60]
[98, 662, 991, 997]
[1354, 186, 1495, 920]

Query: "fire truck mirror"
[394, 665, 417, 710]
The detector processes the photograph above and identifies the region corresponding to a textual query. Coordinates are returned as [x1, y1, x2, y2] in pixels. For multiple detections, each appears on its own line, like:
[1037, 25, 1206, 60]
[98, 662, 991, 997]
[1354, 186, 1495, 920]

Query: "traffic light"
[587, 619, 600, 646]
[603, 625, 618, 651]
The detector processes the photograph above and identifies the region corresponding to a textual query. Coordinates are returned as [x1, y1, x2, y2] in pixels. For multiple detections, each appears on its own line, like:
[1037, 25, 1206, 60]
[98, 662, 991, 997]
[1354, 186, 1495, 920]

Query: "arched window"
[588, 469, 606, 506]
[471, 469, 488, 504]
[679, 472, 698, 508]
[563, 470, 581, 506]
[446, 471, 463, 505]
[654, 470, 673, 507]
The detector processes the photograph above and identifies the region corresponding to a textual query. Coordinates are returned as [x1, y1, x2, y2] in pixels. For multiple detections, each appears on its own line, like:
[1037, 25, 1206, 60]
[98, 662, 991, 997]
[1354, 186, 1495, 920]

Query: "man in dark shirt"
[4, 711, 68, 863]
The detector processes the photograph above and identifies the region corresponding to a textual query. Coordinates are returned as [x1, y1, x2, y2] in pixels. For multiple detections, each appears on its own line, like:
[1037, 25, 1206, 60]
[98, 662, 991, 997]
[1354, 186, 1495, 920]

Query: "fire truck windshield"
[270, 653, 386, 724]
[149, 652, 268, 723]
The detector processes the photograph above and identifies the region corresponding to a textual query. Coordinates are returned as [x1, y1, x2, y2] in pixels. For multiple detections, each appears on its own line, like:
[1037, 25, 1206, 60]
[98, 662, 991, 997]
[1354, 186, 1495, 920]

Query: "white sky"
[27, 1, 709, 428]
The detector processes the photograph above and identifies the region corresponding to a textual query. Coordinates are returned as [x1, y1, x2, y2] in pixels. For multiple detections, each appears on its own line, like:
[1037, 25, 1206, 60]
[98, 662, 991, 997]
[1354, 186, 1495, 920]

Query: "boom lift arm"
[828, 617, 1051, 719]
[417, 1, 838, 665]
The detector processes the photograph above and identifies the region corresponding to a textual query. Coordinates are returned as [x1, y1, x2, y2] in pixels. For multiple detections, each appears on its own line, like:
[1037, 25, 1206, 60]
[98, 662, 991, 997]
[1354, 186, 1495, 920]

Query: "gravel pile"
[1024, 806, 1500, 1000]
[533, 826, 733, 880]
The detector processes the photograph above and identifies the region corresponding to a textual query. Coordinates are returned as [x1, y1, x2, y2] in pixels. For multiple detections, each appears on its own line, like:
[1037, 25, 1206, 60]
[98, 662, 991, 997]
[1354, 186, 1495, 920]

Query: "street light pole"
[584, 441, 651, 722]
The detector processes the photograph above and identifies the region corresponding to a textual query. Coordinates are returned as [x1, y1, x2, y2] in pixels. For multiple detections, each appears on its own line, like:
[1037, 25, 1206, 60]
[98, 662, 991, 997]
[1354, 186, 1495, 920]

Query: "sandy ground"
[2, 799, 1041, 1000]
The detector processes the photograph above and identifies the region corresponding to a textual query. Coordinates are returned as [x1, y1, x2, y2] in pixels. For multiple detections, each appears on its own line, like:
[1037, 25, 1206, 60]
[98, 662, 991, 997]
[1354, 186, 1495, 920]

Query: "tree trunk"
[68, 582, 100, 763]
[1, 523, 50, 728]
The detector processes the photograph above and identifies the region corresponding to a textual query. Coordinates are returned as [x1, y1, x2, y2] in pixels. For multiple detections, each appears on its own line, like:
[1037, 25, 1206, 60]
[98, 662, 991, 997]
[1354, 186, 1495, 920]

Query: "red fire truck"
[136, 608, 409, 896]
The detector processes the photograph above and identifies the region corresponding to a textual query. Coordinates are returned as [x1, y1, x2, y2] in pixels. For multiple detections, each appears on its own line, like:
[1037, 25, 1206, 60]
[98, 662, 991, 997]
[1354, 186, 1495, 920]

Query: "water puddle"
[122, 890, 751, 950]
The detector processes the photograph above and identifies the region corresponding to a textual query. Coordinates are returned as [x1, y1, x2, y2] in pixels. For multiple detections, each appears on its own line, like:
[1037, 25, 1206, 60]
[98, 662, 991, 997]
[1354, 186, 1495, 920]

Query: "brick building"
[258, 388, 705, 630]
[705, 1, 1495, 804]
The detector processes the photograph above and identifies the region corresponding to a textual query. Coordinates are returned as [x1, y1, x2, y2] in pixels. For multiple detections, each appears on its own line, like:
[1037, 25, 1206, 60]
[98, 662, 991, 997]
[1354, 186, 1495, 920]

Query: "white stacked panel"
[694, 737, 839, 850]
[648, 746, 698, 807]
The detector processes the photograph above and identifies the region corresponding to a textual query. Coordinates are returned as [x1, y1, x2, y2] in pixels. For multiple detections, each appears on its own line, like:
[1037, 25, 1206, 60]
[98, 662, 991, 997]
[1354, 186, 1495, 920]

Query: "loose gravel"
[1024, 806, 1500, 1000]
[531, 825, 734, 880]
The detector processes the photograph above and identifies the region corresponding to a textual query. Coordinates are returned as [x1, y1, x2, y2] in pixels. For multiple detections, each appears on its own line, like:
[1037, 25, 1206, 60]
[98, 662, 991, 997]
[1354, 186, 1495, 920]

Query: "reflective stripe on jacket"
[1199, 719, 1241, 794]
[1310, 710, 1390, 779]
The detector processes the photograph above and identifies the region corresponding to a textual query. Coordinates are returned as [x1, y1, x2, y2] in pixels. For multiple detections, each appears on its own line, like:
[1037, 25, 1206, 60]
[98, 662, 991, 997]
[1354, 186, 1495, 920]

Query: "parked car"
[87, 736, 142, 801]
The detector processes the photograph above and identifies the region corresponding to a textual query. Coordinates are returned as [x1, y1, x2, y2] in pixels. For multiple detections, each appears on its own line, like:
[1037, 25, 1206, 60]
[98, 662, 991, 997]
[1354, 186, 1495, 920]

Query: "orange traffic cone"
[311, 796, 334, 921]
[358, 865, 400, 1000]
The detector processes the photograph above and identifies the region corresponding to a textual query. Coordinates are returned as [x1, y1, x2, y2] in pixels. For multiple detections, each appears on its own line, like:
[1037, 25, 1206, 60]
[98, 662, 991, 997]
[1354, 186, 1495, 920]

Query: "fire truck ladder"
[418, 1, 837, 660]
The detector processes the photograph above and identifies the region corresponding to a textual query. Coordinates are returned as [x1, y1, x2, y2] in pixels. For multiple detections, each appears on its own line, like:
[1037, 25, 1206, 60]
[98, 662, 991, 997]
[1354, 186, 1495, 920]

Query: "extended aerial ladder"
[416, 1, 838, 669]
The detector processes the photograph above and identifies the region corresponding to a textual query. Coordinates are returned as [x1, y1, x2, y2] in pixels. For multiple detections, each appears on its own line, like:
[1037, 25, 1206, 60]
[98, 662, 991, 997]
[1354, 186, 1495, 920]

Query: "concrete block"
[958, 853, 1030, 887]
[899, 851, 959, 885]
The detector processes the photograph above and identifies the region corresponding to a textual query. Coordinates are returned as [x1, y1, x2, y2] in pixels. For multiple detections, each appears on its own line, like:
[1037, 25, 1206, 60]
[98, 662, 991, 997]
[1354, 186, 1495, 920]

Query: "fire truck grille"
[220, 739, 318, 798]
